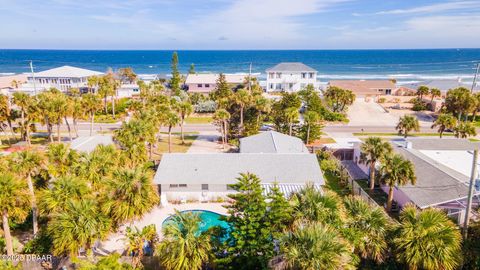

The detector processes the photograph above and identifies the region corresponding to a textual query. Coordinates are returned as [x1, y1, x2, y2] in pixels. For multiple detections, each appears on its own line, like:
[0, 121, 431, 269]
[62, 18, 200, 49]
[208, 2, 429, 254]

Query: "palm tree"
[0, 172, 30, 256]
[233, 89, 251, 133]
[303, 111, 321, 144]
[290, 186, 345, 228]
[0, 94, 15, 144]
[12, 92, 32, 145]
[360, 137, 393, 191]
[156, 210, 211, 270]
[87, 75, 100, 93]
[454, 121, 477, 138]
[46, 143, 79, 178]
[176, 101, 193, 144]
[285, 107, 299, 136]
[343, 196, 390, 263]
[429, 88, 441, 106]
[48, 199, 111, 257]
[10, 150, 45, 236]
[394, 204, 462, 270]
[38, 175, 89, 216]
[101, 167, 159, 226]
[124, 224, 158, 269]
[431, 114, 456, 138]
[10, 79, 20, 89]
[416, 85, 429, 101]
[396, 115, 420, 138]
[281, 222, 355, 270]
[165, 112, 180, 153]
[213, 109, 230, 150]
[81, 93, 102, 136]
[380, 154, 416, 211]
[77, 144, 119, 190]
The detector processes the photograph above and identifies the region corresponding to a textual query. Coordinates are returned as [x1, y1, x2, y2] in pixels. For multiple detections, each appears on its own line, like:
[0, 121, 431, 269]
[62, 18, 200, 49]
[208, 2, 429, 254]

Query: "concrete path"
[187, 131, 226, 153]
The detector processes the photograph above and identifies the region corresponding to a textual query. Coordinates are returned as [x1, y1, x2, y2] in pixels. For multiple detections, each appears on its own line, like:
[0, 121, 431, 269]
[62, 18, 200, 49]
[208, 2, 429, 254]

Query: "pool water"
[162, 210, 231, 234]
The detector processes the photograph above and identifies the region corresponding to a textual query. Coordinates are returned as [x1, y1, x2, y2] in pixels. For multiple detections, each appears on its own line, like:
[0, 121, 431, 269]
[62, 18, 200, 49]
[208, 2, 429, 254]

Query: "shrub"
[412, 98, 427, 111]
[377, 97, 386, 103]
[194, 100, 217, 113]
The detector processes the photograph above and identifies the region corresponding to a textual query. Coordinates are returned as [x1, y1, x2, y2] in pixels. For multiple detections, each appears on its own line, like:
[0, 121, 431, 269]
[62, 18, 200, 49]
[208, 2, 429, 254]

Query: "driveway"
[187, 131, 226, 153]
[346, 98, 400, 126]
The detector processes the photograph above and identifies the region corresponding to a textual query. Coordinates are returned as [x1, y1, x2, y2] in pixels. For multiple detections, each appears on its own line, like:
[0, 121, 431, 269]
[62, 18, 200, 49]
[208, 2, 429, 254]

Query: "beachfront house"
[266, 62, 318, 92]
[328, 80, 397, 96]
[17, 65, 103, 94]
[185, 73, 251, 94]
[350, 138, 480, 224]
[154, 131, 324, 205]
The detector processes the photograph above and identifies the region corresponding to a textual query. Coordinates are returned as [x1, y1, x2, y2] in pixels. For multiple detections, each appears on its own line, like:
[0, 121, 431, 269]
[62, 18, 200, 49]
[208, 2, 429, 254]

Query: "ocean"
[1, 49, 479, 83]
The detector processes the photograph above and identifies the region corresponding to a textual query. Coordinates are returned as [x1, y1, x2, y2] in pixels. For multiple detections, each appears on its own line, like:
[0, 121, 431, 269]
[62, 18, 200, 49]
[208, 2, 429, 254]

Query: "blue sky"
[1, 0, 479, 49]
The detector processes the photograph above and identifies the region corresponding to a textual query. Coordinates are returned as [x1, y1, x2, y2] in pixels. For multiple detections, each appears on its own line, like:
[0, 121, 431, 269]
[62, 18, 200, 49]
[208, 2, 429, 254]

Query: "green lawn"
[323, 171, 351, 197]
[356, 179, 388, 208]
[151, 135, 198, 160]
[94, 114, 124, 123]
[353, 132, 454, 137]
[0, 135, 48, 150]
[185, 116, 213, 124]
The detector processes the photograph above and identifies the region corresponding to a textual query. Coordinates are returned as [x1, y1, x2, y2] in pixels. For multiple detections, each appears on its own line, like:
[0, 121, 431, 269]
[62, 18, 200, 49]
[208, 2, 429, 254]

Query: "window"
[301, 73, 307, 79]
[197, 84, 203, 88]
[269, 72, 274, 79]
[270, 83, 274, 89]
[202, 184, 209, 190]
[205, 84, 210, 88]
[386, 89, 392, 95]
[133, 88, 139, 92]
[170, 184, 187, 188]
[309, 73, 314, 79]
[275, 83, 282, 90]
[289, 83, 293, 89]
[276, 72, 282, 78]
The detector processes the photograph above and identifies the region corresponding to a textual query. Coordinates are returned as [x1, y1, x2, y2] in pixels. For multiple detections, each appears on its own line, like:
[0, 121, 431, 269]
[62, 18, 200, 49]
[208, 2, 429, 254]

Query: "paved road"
[323, 125, 434, 133]
[36, 122, 437, 135]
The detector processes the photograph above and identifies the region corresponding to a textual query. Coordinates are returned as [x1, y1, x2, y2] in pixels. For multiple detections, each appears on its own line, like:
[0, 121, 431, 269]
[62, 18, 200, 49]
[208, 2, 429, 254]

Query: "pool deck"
[100, 202, 229, 255]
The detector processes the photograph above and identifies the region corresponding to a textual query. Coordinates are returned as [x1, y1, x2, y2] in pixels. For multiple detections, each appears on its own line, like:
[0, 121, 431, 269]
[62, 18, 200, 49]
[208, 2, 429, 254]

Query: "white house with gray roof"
[18, 65, 103, 94]
[266, 62, 319, 92]
[240, 131, 309, 153]
[154, 132, 323, 205]
[351, 138, 480, 224]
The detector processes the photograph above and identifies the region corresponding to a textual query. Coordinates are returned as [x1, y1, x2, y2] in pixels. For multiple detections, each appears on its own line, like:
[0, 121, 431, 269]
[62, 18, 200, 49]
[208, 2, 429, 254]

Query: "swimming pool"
[162, 210, 231, 233]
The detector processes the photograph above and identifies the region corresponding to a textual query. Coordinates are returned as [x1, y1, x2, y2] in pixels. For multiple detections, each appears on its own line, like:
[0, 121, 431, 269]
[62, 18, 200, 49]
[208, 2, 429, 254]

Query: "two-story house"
[266, 62, 318, 92]
[19, 65, 103, 94]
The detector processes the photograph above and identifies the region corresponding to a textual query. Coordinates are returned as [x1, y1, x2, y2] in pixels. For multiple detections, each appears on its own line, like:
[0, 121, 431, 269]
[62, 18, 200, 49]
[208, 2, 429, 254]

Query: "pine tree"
[267, 182, 292, 237]
[211, 73, 232, 102]
[188, 63, 195, 74]
[170, 52, 181, 96]
[224, 173, 273, 269]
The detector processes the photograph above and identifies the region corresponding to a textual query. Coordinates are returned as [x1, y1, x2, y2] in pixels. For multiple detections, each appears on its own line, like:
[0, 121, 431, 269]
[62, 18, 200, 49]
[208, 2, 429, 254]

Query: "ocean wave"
[0, 73, 15, 76]
[316, 73, 474, 81]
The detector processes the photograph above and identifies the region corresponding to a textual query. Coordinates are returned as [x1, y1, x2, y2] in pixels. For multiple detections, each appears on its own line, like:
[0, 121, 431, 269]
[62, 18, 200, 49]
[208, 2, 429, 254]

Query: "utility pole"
[471, 63, 480, 93]
[463, 149, 478, 239]
[29, 61, 37, 95]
